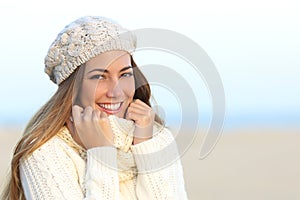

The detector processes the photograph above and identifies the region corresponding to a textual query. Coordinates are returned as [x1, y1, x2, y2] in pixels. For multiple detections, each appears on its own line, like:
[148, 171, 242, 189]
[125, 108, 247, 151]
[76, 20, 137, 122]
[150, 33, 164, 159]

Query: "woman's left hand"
[126, 99, 155, 145]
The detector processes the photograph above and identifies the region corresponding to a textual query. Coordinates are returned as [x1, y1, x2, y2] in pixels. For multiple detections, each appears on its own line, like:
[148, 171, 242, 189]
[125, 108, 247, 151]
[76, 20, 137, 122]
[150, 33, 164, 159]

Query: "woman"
[2, 16, 188, 200]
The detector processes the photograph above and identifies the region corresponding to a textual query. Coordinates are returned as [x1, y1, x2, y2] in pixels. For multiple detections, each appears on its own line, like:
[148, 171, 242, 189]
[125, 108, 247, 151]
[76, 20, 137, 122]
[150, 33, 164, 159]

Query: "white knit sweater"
[20, 116, 188, 199]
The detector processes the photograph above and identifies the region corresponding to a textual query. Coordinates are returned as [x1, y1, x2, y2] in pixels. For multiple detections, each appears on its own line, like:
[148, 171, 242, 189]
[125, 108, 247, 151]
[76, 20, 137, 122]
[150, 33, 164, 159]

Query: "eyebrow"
[88, 66, 133, 74]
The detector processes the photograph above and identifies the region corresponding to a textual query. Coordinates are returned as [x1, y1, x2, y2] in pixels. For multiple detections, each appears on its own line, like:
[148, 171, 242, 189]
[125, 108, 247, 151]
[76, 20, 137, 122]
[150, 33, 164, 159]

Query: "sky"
[0, 0, 299, 130]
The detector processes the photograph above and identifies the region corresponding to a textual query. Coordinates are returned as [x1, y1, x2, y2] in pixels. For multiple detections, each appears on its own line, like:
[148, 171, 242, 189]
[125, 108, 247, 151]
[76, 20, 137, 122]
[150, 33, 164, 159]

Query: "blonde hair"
[1, 66, 82, 200]
[1, 57, 163, 200]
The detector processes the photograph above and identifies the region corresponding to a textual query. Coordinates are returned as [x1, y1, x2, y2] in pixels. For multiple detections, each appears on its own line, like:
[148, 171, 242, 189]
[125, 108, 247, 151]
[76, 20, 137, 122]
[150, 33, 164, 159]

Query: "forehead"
[85, 50, 131, 71]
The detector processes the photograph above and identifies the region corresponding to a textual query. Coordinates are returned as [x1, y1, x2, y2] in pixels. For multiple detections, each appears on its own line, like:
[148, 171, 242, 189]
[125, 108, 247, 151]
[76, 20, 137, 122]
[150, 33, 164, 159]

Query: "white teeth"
[99, 103, 121, 111]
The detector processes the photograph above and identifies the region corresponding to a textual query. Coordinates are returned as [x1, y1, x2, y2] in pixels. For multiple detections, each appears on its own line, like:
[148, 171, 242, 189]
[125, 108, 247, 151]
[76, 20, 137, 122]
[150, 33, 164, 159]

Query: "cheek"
[121, 78, 135, 98]
[79, 81, 98, 106]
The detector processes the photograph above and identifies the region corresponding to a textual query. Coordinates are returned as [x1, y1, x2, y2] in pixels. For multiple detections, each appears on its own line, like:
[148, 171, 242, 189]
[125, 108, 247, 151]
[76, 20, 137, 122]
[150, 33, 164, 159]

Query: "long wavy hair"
[1, 56, 163, 200]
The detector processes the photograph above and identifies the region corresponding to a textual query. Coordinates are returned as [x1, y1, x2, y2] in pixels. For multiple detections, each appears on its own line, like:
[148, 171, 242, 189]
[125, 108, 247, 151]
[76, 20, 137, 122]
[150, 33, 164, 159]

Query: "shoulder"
[21, 136, 71, 163]
[19, 134, 83, 182]
[19, 135, 86, 199]
[21, 129, 83, 168]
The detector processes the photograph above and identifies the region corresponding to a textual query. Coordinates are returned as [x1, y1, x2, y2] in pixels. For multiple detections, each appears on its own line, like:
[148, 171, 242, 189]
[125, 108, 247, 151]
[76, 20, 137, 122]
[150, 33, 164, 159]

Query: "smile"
[98, 102, 123, 114]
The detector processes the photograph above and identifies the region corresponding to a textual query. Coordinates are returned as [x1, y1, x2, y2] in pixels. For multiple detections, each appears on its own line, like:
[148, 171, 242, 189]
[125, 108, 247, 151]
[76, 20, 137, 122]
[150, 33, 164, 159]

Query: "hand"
[71, 105, 114, 149]
[126, 99, 155, 145]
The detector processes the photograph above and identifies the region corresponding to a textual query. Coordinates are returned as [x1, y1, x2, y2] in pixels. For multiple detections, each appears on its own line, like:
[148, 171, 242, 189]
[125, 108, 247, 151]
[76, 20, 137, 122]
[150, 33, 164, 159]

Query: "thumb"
[100, 111, 108, 118]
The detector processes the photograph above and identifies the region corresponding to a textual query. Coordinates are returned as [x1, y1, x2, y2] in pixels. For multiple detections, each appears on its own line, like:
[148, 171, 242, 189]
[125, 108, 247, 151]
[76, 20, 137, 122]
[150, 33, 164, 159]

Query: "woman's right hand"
[71, 105, 114, 149]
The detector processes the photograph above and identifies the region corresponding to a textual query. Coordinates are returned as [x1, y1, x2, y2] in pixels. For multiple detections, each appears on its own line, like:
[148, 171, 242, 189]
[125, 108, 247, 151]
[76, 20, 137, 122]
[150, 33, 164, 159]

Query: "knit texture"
[44, 16, 136, 85]
[20, 115, 189, 199]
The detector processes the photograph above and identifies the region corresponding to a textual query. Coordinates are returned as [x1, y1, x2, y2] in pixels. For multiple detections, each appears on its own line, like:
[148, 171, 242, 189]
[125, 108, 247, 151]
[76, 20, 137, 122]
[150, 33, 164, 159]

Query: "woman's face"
[78, 50, 135, 118]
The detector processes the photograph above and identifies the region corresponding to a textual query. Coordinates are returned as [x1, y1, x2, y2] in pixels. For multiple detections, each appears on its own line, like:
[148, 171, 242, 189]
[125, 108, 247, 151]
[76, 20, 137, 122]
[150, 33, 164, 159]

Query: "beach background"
[1, 0, 299, 199]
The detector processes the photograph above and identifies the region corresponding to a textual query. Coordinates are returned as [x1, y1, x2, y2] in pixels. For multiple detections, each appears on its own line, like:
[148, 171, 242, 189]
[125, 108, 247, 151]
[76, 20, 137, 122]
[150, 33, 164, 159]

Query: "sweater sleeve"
[19, 137, 120, 200]
[130, 128, 189, 200]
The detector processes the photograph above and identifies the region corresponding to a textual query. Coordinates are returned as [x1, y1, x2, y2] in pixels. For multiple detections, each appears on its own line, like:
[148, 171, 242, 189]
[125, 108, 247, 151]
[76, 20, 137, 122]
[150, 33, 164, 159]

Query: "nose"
[106, 79, 123, 98]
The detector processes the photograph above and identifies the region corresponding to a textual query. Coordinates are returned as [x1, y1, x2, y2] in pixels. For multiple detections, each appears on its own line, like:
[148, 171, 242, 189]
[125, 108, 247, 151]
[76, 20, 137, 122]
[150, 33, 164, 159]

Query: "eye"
[90, 74, 105, 80]
[121, 72, 133, 78]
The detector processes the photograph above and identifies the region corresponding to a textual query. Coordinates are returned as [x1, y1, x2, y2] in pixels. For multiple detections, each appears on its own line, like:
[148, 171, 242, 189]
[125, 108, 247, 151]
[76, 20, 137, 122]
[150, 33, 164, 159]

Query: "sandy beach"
[1, 127, 300, 199]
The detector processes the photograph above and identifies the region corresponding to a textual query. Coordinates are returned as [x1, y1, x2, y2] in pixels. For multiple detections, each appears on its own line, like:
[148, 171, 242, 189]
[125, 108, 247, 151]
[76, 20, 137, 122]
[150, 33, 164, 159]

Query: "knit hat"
[44, 16, 136, 85]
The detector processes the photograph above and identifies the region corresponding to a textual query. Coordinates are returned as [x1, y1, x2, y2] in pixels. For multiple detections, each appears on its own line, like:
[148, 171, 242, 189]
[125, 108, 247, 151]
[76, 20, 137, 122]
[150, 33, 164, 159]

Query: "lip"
[97, 102, 123, 115]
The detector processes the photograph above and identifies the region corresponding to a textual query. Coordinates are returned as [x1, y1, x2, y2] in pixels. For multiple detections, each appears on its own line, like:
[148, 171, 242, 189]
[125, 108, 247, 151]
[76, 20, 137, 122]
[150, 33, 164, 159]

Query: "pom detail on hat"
[44, 16, 136, 85]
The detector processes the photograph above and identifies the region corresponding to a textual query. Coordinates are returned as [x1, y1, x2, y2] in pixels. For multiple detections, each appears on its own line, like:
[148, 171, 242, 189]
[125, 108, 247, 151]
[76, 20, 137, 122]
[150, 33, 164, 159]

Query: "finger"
[100, 111, 108, 118]
[92, 110, 106, 135]
[129, 103, 148, 111]
[129, 101, 150, 111]
[72, 105, 84, 122]
[127, 106, 149, 115]
[92, 109, 100, 122]
[133, 99, 149, 106]
[82, 106, 93, 121]
[126, 111, 144, 121]
[129, 102, 153, 115]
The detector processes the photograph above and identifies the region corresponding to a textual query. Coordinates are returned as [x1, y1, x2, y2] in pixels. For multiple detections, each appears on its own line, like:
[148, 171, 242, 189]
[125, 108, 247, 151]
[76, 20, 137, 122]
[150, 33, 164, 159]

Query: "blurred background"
[0, 0, 299, 199]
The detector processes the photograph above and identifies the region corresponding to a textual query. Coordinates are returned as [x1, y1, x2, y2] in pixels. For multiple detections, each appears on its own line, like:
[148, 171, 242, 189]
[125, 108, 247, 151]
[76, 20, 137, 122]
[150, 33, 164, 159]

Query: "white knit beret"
[44, 16, 136, 85]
